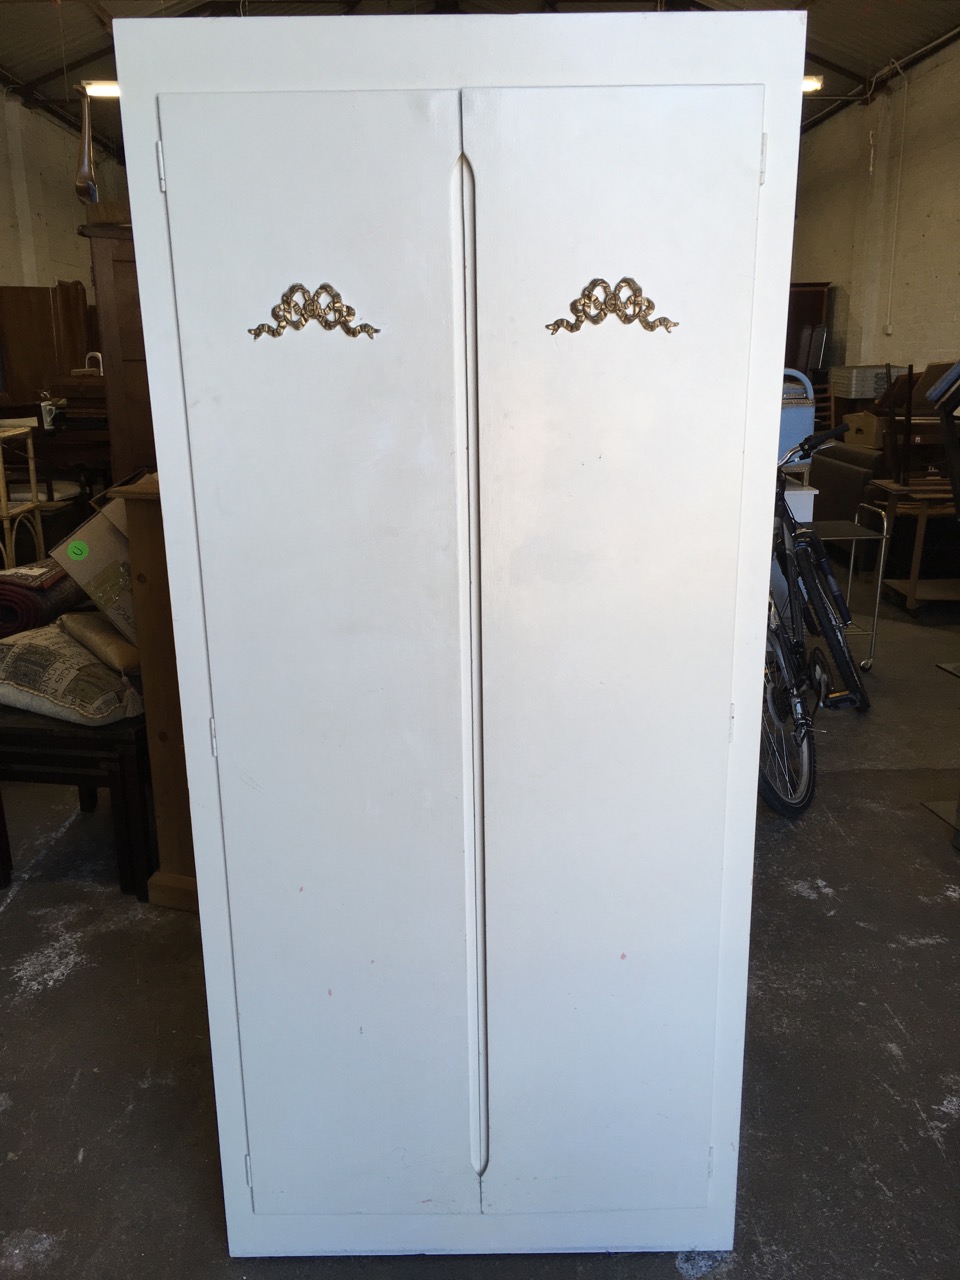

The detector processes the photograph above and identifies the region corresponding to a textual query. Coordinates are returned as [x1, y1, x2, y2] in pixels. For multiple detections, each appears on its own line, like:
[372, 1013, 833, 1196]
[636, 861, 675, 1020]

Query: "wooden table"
[869, 477, 959, 611]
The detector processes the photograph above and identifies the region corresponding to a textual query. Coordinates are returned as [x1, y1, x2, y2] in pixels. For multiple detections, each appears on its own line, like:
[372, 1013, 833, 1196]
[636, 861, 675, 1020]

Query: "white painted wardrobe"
[116, 12, 804, 1257]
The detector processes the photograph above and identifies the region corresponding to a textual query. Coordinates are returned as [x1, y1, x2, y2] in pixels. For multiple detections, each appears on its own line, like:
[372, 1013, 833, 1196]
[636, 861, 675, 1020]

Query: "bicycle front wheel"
[758, 625, 816, 816]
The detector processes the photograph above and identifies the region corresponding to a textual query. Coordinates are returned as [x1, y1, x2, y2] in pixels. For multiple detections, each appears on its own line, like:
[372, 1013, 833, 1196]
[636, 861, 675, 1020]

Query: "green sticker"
[67, 540, 89, 562]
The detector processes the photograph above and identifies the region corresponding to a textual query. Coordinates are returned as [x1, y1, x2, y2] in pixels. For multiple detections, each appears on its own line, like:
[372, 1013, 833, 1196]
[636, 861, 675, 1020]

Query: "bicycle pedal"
[822, 690, 858, 709]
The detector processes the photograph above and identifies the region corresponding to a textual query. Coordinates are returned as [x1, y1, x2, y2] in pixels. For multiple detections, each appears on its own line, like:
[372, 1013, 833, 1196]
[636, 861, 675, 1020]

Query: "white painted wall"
[0, 94, 128, 291]
[792, 40, 960, 368]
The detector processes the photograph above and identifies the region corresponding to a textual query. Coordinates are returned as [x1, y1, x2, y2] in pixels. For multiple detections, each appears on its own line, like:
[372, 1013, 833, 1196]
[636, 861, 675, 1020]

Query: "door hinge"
[729, 703, 736, 743]
[759, 132, 767, 186]
[244, 1153, 252, 1187]
[156, 139, 166, 193]
[209, 717, 218, 758]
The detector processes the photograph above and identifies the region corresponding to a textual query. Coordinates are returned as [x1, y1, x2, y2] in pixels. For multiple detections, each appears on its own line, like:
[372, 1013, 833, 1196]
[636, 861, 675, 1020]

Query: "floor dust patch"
[138, 1068, 177, 1090]
[0, 1229, 63, 1273]
[675, 1251, 732, 1278]
[890, 934, 949, 949]
[0, 813, 81, 920]
[786, 878, 838, 902]
[5, 889, 173, 1002]
[8, 921, 86, 998]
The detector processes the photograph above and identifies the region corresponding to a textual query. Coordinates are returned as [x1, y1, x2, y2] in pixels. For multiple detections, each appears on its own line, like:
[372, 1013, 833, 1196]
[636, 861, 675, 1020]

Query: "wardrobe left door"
[159, 91, 481, 1220]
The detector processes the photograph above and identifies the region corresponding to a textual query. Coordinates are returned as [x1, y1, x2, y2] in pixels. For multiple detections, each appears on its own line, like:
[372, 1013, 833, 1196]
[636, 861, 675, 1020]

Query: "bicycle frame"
[772, 428, 867, 713]
[769, 504, 814, 739]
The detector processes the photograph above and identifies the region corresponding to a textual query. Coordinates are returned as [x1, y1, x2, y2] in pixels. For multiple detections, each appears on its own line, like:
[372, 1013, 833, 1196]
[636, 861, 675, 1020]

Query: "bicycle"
[759, 427, 870, 817]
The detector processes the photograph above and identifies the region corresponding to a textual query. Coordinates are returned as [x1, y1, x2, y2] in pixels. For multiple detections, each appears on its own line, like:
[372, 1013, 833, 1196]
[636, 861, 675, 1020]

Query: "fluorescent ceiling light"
[81, 80, 121, 98]
[802, 75, 824, 93]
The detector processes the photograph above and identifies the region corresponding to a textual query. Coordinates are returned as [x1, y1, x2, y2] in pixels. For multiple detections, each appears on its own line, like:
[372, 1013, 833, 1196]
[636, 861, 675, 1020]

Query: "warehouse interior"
[0, 3, 959, 1277]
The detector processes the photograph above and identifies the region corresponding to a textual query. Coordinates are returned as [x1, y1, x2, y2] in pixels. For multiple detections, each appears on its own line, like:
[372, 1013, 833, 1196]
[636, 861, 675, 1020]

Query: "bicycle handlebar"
[779, 425, 847, 467]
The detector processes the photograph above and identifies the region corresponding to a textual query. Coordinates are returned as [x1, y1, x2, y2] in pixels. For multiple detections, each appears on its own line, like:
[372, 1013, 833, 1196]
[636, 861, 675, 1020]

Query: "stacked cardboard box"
[50, 492, 136, 642]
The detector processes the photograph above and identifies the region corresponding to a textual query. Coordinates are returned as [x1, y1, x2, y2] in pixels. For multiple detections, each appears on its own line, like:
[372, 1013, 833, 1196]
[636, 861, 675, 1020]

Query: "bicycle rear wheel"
[758, 623, 816, 816]
[798, 547, 870, 712]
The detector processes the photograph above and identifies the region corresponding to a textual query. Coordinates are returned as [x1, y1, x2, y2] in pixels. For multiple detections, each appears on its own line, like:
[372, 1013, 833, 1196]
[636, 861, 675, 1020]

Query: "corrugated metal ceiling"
[2, 0, 960, 159]
[705, 0, 960, 80]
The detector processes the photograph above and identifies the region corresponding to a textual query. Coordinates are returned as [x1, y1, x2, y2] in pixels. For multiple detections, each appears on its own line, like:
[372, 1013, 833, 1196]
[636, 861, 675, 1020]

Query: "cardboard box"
[842, 411, 886, 450]
[51, 496, 137, 641]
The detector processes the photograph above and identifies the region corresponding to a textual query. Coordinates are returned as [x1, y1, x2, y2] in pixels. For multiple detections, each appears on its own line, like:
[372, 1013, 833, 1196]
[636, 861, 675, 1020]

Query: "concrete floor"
[0, 597, 958, 1279]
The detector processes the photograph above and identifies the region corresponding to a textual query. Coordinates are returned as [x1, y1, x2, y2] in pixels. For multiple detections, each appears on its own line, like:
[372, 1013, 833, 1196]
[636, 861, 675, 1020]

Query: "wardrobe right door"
[465, 85, 764, 1218]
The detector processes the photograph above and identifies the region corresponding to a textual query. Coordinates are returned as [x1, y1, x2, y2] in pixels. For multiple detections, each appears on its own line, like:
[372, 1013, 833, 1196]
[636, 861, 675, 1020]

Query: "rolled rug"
[0, 559, 88, 639]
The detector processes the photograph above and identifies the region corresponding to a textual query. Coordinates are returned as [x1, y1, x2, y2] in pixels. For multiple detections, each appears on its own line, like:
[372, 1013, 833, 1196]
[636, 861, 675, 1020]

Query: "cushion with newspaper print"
[0, 621, 143, 725]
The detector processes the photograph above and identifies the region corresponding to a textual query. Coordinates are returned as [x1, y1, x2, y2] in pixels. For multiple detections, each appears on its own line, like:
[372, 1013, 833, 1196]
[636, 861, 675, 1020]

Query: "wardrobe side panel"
[159, 90, 479, 1217]
[467, 85, 763, 1216]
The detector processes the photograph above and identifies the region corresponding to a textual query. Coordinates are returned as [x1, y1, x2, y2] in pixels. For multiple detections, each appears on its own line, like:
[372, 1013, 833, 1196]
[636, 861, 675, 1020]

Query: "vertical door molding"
[454, 145, 491, 1179]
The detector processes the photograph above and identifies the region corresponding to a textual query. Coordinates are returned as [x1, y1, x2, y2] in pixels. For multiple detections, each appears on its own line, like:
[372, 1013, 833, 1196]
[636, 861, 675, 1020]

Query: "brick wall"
[792, 40, 960, 369]
[0, 96, 128, 293]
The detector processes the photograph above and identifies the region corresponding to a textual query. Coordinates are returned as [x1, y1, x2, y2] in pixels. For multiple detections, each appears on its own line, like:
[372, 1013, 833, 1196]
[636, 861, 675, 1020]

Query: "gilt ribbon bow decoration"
[546, 278, 678, 335]
[249, 283, 380, 340]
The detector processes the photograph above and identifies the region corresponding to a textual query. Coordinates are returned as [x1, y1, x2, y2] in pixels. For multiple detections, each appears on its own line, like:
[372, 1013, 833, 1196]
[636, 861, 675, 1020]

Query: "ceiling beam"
[17, 44, 115, 95]
[0, 64, 120, 161]
[803, 22, 960, 133]
[674, 0, 736, 10]
[78, 0, 114, 34]
[176, 1, 242, 13]
[805, 50, 866, 85]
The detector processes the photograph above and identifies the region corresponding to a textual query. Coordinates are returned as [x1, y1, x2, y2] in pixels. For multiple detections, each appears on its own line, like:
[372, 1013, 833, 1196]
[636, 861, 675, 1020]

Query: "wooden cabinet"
[0, 280, 88, 403]
[786, 283, 832, 427]
[117, 10, 804, 1257]
[79, 224, 155, 482]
